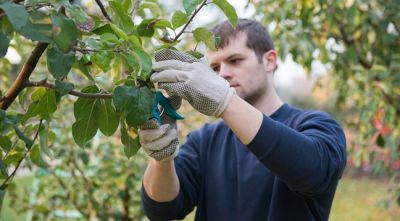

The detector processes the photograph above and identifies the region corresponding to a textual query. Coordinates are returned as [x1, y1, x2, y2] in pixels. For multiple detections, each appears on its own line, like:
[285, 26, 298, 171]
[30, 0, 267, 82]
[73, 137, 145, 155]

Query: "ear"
[262, 50, 277, 72]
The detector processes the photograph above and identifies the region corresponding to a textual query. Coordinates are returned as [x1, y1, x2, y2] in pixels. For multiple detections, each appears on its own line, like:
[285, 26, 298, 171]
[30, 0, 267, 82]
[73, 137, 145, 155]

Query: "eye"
[229, 58, 242, 65]
[211, 65, 220, 73]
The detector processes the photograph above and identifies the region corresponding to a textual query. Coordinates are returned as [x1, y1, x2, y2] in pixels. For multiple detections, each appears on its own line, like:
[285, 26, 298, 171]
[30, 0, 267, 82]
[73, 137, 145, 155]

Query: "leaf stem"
[95, 0, 112, 22]
[173, 0, 208, 42]
[25, 80, 113, 99]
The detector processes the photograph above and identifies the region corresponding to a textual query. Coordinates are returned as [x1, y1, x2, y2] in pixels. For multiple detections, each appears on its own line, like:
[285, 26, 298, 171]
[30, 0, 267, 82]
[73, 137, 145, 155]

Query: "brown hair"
[211, 19, 274, 62]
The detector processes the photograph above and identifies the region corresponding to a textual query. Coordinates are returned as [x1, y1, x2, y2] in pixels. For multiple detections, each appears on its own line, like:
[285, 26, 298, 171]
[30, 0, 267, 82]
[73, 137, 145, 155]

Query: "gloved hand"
[151, 50, 235, 117]
[139, 96, 181, 161]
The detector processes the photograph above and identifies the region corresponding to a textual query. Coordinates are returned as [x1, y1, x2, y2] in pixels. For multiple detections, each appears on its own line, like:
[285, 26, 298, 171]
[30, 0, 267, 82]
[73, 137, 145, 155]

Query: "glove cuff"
[214, 87, 235, 117]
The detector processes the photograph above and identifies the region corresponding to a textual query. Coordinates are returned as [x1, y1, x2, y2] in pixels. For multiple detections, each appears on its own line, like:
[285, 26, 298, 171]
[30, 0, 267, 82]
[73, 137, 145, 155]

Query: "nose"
[218, 64, 232, 80]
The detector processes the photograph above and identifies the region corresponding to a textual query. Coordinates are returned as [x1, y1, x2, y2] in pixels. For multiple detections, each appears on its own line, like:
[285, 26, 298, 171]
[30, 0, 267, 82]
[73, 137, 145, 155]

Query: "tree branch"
[173, 0, 208, 42]
[0, 119, 43, 189]
[25, 80, 113, 99]
[0, 42, 49, 110]
[95, 0, 112, 22]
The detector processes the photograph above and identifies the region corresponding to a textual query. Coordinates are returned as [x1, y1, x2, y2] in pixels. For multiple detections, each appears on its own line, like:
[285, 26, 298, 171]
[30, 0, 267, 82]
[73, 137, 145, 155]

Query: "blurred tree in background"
[0, 0, 237, 220]
[250, 0, 399, 205]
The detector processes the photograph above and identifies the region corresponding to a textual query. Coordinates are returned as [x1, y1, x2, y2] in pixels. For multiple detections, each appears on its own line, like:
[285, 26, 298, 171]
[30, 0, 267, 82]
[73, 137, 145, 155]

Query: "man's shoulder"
[284, 104, 339, 127]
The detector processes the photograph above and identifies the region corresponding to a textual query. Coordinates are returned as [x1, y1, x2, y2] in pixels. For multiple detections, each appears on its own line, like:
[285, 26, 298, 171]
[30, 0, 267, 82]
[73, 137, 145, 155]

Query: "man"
[139, 19, 346, 221]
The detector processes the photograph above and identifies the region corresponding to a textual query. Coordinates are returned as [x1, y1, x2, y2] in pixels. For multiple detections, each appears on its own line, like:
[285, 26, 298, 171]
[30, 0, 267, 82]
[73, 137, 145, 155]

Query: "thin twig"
[0, 119, 43, 189]
[25, 80, 113, 99]
[95, 0, 112, 22]
[72, 46, 128, 54]
[173, 0, 208, 41]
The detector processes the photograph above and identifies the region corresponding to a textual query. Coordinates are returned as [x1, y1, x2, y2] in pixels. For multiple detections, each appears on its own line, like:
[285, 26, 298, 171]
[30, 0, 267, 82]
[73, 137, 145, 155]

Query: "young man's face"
[207, 32, 274, 104]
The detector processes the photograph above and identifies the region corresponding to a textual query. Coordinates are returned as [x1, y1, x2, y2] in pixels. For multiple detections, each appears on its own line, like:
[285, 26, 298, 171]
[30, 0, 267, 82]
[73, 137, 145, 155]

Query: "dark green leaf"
[51, 11, 77, 52]
[73, 85, 99, 119]
[193, 27, 216, 50]
[154, 19, 172, 29]
[0, 32, 9, 58]
[172, 10, 188, 29]
[125, 87, 154, 127]
[55, 80, 74, 96]
[183, 0, 201, 15]
[0, 189, 5, 212]
[14, 127, 33, 149]
[72, 105, 99, 147]
[98, 100, 120, 136]
[18, 11, 53, 42]
[38, 90, 56, 120]
[213, 0, 238, 27]
[0, 2, 28, 31]
[47, 45, 75, 80]
[21, 101, 40, 124]
[0, 136, 11, 151]
[0, 160, 8, 178]
[73, 59, 94, 81]
[92, 24, 114, 35]
[39, 122, 52, 158]
[137, 19, 155, 37]
[120, 121, 140, 158]
[30, 145, 48, 168]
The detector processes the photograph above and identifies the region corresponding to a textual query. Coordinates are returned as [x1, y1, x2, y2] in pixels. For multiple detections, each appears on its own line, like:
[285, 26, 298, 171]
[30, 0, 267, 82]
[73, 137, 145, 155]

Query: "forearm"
[221, 95, 263, 145]
[143, 159, 180, 202]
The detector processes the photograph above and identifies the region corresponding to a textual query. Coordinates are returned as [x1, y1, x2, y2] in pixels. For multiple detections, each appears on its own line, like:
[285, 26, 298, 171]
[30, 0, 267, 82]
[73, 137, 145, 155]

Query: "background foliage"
[250, 0, 399, 205]
[0, 0, 236, 220]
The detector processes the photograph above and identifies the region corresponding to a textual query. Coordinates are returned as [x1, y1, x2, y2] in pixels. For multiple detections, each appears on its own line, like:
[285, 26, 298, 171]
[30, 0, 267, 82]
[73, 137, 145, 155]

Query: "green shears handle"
[151, 92, 184, 124]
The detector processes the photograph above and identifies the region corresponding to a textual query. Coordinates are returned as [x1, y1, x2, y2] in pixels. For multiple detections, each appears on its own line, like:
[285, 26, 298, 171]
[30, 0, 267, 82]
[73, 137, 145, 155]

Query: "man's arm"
[143, 159, 180, 202]
[221, 94, 264, 145]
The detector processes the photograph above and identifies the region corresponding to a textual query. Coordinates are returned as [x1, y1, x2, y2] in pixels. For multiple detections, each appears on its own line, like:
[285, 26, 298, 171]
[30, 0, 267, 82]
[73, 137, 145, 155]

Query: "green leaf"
[133, 47, 152, 79]
[73, 59, 94, 81]
[72, 86, 100, 147]
[186, 50, 204, 59]
[0, 189, 6, 214]
[14, 127, 34, 149]
[47, 45, 75, 80]
[92, 51, 113, 72]
[0, 2, 28, 31]
[30, 145, 48, 168]
[18, 11, 53, 42]
[0, 136, 12, 151]
[55, 80, 74, 96]
[172, 10, 188, 29]
[137, 19, 155, 37]
[38, 90, 56, 120]
[138, 2, 161, 17]
[73, 85, 99, 118]
[125, 87, 154, 127]
[0, 32, 9, 58]
[110, 23, 129, 40]
[154, 19, 172, 29]
[72, 103, 99, 147]
[120, 121, 140, 158]
[51, 11, 77, 52]
[193, 27, 216, 50]
[109, 0, 135, 34]
[39, 122, 52, 158]
[98, 100, 120, 136]
[213, 0, 238, 27]
[183, 0, 201, 15]
[113, 86, 154, 127]
[0, 160, 8, 178]
[21, 101, 40, 124]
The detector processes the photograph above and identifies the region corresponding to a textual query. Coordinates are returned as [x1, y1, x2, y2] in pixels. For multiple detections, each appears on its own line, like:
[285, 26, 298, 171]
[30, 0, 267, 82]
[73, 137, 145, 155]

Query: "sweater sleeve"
[141, 130, 202, 220]
[247, 112, 346, 196]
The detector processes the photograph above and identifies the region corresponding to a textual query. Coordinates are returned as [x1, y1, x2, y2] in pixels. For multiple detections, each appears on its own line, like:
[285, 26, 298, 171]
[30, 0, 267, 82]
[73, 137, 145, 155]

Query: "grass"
[330, 176, 400, 221]
[1, 174, 399, 221]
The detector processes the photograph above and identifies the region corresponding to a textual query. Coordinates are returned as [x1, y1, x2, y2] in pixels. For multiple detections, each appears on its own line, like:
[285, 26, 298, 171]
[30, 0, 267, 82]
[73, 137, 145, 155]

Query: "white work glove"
[138, 96, 181, 161]
[151, 50, 235, 117]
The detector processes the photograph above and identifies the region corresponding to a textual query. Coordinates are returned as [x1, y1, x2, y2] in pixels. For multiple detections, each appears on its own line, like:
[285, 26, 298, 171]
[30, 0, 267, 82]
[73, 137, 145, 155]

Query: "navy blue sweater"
[141, 104, 346, 221]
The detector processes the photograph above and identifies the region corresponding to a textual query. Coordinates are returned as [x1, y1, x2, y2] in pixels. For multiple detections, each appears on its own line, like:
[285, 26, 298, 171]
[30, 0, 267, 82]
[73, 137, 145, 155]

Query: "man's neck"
[251, 87, 283, 117]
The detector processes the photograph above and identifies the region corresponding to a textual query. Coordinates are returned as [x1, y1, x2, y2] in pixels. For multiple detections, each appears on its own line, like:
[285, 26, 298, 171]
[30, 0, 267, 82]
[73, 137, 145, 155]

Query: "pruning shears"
[151, 91, 184, 124]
